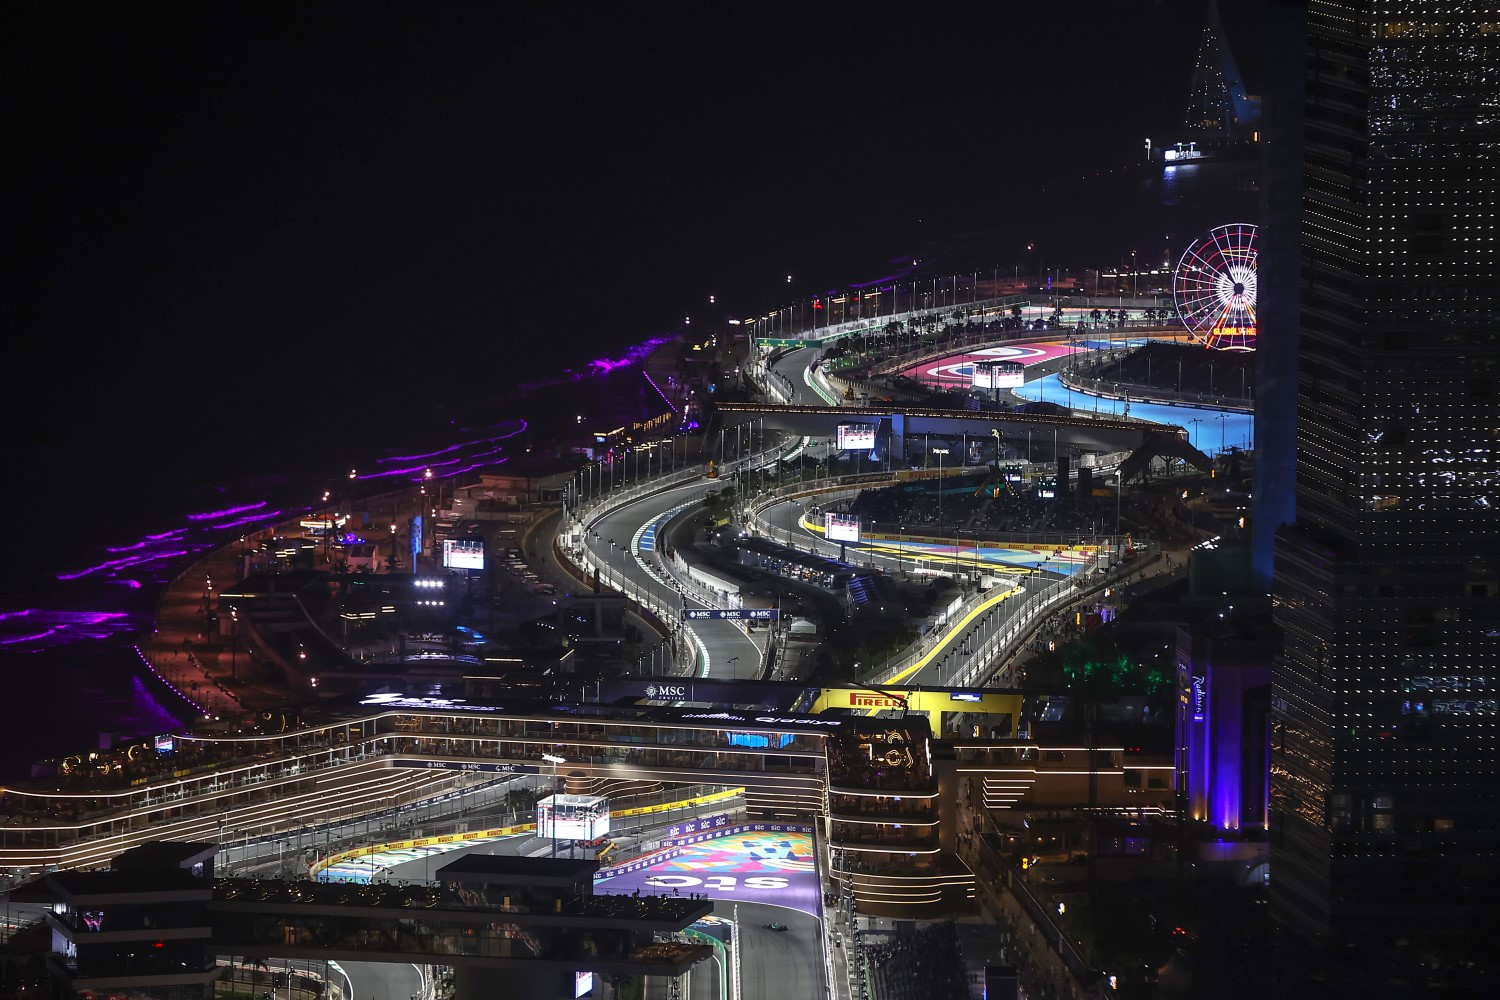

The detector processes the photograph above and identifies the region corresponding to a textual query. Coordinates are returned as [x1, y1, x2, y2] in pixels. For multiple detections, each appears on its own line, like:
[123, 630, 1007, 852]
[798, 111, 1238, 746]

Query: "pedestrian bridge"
[713, 401, 1181, 458]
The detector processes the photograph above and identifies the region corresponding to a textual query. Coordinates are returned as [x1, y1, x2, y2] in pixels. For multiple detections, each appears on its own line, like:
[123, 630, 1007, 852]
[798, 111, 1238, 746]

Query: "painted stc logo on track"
[645, 875, 789, 891]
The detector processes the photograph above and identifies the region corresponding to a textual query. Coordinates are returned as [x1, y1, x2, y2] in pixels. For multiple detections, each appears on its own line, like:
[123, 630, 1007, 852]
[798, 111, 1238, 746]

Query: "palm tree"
[1090, 307, 1102, 329]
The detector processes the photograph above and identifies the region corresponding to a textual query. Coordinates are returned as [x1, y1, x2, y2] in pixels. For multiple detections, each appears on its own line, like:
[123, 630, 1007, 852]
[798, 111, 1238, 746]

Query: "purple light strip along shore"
[104, 528, 192, 554]
[58, 549, 195, 581]
[519, 335, 672, 391]
[133, 644, 207, 717]
[375, 420, 529, 464]
[643, 371, 679, 414]
[356, 454, 510, 483]
[187, 501, 268, 522]
[208, 509, 294, 531]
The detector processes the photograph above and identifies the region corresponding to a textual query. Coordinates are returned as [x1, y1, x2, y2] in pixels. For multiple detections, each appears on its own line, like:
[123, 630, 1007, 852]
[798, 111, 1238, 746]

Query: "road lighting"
[542, 754, 566, 857]
[932, 447, 949, 531]
[726, 656, 739, 679]
[229, 608, 240, 681]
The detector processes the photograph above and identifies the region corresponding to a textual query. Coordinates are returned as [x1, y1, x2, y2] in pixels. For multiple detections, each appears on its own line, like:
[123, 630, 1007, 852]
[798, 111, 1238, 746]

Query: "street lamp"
[542, 754, 566, 857]
[229, 607, 239, 681]
[933, 447, 949, 531]
[726, 656, 739, 680]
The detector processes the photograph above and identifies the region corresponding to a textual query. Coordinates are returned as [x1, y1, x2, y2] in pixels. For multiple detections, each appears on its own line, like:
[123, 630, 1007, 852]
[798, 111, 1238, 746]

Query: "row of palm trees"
[1084, 305, 1176, 329]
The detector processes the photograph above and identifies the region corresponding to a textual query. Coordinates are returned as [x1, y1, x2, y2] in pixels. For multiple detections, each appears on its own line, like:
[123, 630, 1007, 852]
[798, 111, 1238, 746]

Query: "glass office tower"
[1270, 0, 1500, 957]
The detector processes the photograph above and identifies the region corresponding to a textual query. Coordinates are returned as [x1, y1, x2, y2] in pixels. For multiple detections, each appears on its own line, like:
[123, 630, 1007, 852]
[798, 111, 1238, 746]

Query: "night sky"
[8, 0, 1264, 588]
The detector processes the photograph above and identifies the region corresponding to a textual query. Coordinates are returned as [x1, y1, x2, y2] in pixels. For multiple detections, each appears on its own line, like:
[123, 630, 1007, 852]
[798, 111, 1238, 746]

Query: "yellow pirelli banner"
[811, 687, 1022, 734]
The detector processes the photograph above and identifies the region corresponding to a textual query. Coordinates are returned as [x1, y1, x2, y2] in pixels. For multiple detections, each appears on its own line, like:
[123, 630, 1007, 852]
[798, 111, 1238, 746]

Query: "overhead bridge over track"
[713, 400, 1185, 459]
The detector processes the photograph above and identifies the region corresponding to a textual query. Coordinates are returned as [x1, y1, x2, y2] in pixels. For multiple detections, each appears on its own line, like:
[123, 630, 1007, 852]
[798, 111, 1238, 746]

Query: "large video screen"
[825, 512, 862, 543]
[972, 360, 1025, 389]
[442, 538, 485, 570]
[836, 422, 877, 451]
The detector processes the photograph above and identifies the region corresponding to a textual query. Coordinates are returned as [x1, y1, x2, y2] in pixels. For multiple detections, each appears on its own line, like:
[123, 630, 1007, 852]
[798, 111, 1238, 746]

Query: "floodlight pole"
[933, 448, 949, 532]
[542, 754, 566, 857]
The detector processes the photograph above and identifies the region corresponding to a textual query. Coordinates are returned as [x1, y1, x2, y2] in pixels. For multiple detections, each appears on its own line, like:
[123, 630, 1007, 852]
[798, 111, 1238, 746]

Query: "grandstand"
[848, 474, 1109, 541]
[1066, 340, 1253, 410]
[863, 920, 969, 1000]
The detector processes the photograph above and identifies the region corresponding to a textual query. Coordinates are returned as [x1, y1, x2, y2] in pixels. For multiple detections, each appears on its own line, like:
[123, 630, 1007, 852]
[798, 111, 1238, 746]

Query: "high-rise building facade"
[1270, 0, 1500, 960]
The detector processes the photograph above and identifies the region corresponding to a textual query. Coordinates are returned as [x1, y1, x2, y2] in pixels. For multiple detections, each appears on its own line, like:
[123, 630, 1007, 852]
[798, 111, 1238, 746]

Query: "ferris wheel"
[1173, 223, 1258, 351]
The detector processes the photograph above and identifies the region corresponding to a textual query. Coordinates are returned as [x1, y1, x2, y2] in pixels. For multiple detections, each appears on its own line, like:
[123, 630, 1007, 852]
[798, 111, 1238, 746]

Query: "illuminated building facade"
[825, 716, 964, 914]
[1270, 1, 1500, 956]
[1184, 0, 1260, 138]
[1175, 625, 1274, 833]
[1, 694, 1177, 922]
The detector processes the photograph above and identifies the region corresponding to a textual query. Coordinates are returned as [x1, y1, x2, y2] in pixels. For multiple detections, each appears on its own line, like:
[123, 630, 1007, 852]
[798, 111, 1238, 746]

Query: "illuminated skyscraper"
[1270, 0, 1500, 963]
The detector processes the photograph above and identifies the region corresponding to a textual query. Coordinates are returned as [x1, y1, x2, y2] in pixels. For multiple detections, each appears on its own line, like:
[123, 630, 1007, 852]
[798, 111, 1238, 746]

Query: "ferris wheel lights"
[1174, 223, 1258, 352]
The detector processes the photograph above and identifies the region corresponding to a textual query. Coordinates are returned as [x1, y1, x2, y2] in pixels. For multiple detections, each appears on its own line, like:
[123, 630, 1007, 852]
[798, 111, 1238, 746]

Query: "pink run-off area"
[896, 340, 1075, 387]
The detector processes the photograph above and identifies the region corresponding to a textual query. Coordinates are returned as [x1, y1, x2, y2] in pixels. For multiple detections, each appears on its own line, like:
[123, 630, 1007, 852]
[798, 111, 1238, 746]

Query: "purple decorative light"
[0, 609, 139, 652]
[376, 420, 527, 464]
[0, 628, 55, 646]
[519, 335, 672, 391]
[58, 550, 195, 581]
[208, 509, 293, 531]
[106, 528, 189, 552]
[643, 371, 679, 414]
[353, 422, 529, 483]
[588, 336, 671, 375]
[187, 501, 268, 522]
[133, 644, 207, 716]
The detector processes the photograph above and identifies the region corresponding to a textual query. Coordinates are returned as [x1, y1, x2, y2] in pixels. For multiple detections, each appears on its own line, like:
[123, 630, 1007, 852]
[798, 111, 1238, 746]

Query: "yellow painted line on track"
[882, 586, 1022, 688]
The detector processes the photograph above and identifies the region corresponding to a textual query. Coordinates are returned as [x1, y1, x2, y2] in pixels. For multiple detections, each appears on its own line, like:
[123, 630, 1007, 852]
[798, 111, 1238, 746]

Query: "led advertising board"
[442, 538, 486, 570]
[836, 422, 877, 451]
[972, 360, 1025, 390]
[824, 512, 861, 543]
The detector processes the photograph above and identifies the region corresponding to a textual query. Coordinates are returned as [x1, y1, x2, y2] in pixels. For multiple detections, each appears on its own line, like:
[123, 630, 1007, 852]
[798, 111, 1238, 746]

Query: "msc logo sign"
[646, 684, 688, 700]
